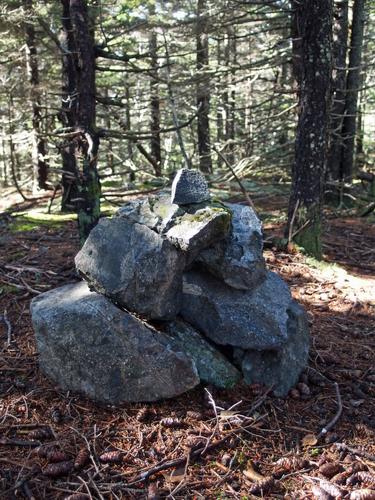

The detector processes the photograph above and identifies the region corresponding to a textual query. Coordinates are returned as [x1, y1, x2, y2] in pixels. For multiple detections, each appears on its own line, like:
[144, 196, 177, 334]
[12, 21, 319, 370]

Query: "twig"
[317, 382, 342, 439]
[334, 443, 375, 462]
[2, 309, 12, 347]
[212, 146, 256, 211]
[47, 184, 61, 214]
[288, 199, 299, 244]
[0, 437, 41, 447]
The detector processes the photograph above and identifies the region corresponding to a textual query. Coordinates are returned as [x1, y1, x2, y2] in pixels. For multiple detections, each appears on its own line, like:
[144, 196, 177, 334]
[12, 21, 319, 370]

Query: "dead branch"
[1, 309, 12, 347]
[212, 146, 256, 211]
[334, 443, 375, 462]
[317, 382, 342, 439]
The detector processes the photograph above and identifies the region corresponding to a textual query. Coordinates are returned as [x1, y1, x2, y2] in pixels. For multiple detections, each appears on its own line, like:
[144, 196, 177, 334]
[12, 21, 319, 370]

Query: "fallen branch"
[212, 146, 256, 211]
[0, 437, 41, 447]
[1, 309, 12, 347]
[334, 443, 375, 462]
[317, 382, 342, 439]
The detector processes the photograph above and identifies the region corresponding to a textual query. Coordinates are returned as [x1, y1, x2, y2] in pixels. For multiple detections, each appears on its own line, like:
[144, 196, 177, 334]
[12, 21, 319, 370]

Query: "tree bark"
[339, 0, 366, 182]
[196, 0, 212, 173]
[24, 0, 49, 191]
[290, 0, 303, 92]
[149, 4, 161, 176]
[327, 0, 349, 181]
[287, 0, 333, 259]
[60, 0, 80, 211]
[69, 0, 101, 244]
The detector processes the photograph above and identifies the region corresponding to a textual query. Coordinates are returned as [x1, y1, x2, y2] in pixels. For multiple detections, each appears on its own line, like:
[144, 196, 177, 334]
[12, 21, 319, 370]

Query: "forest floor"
[0, 188, 374, 500]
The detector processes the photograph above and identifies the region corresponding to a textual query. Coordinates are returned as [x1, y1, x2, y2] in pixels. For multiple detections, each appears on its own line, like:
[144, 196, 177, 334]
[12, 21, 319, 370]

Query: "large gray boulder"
[196, 203, 266, 290]
[31, 282, 200, 404]
[75, 217, 185, 320]
[181, 270, 299, 350]
[235, 301, 309, 396]
[171, 168, 210, 205]
[165, 319, 241, 389]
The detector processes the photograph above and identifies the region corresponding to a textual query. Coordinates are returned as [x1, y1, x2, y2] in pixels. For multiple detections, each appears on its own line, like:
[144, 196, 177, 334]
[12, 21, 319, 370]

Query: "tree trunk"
[24, 0, 49, 191]
[291, 0, 303, 91]
[340, 0, 366, 182]
[339, 0, 366, 182]
[286, 0, 333, 259]
[196, 0, 212, 173]
[224, 28, 236, 166]
[60, 0, 80, 212]
[327, 0, 349, 181]
[149, 5, 161, 176]
[69, 0, 100, 244]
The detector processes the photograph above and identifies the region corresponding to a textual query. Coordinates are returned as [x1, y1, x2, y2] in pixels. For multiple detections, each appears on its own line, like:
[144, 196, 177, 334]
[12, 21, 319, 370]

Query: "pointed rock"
[171, 168, 210, 205]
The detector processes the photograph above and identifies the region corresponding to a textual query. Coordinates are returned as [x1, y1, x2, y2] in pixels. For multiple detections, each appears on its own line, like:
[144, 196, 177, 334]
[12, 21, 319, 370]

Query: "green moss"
[0, 284, 20, 295]
[295, 220, 322, 259]
[9, 211, 76, 232]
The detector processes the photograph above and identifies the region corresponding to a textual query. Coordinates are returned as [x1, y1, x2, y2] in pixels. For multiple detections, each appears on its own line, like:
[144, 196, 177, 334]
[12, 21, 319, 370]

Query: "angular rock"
[235, 301, 309, 396]
[165, 204, 231, 255]
[116, 197, 160, 229]
[171, 168, 210, 205]
[75, 217, 185, 320]
[165, 319, 241, 389]
[116, 196, 231, 257]
[151, 194, 184, 232]
[181, 270, 298, 350]
[31, 282, 200, 404]
[196, 203, 266, 290]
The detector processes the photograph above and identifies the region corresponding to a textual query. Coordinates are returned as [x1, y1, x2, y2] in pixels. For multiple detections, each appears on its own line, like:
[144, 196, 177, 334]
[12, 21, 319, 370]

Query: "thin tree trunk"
[339, 0, 366, 182]
[196, 0, 212, 173]
[327, 0, 349, 181]
[69, 0, 101, 244]
[60, 0, 80, 212]
[24, 0, 49, 192]
[125, 75, 135, 181]
[291, 0, 303, 92]
[8, 96, 28, 201]
[286, 0, 333, 259]
[149, 4, 162, 177]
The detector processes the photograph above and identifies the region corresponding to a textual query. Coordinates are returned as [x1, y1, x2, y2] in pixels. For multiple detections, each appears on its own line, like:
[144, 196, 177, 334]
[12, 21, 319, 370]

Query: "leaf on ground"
[302, 433, 318, 447]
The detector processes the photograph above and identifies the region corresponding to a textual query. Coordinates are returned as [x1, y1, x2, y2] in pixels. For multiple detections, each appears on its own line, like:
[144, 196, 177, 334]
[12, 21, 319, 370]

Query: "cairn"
[31, 169, 309, 404]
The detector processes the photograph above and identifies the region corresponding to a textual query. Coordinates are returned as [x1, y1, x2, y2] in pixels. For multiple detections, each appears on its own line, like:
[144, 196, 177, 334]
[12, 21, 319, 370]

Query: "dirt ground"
[0, 196, 374, 499]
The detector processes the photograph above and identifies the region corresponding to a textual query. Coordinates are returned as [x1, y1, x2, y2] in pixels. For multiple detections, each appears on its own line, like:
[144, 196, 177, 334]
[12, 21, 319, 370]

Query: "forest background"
[0, 0, 374, 254]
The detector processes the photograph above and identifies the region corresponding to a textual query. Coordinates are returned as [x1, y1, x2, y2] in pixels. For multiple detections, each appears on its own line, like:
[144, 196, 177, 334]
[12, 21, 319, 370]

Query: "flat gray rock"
[75, 217, 185, 320]
[165, 319, 241, 389]
[171, 168, 210, 205]
[165, 205, 231, 256]
[235, 301, 309, 396]
[31, 282, 199, 404]
[196, 203, 266, 290]
[181, 270, 295, 350]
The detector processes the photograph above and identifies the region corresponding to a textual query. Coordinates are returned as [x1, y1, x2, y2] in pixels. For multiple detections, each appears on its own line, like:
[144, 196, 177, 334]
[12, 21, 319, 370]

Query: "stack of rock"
[31, 169, 309, 404]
